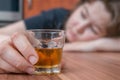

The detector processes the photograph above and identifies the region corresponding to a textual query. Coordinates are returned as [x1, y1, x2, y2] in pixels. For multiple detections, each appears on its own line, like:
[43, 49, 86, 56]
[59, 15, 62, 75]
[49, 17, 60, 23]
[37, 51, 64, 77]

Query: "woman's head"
[65, 0, 120, 42]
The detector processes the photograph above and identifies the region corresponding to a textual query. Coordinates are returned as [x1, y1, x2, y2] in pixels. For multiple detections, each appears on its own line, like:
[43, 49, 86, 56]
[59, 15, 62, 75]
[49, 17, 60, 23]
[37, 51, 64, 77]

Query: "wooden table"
[0, 52, 120, 80]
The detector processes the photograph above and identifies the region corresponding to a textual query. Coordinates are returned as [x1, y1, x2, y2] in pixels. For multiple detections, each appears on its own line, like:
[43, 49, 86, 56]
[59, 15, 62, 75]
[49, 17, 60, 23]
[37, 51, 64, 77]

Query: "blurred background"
[0, 0, 79, 27]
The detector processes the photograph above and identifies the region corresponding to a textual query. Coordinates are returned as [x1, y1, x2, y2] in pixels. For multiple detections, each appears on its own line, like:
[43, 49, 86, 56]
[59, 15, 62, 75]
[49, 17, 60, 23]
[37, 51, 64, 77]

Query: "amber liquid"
[35, 48, 62, 68]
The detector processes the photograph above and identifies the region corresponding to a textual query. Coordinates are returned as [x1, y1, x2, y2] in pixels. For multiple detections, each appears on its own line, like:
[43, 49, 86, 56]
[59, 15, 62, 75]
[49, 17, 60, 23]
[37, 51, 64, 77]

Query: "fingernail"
[29, 56, 38, 65]
[26, 67, 35, 74]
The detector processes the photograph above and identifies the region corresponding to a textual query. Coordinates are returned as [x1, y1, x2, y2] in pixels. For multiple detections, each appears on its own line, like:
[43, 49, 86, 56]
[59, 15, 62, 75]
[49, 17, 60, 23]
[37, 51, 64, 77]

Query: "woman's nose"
[74, 20, 91, 34]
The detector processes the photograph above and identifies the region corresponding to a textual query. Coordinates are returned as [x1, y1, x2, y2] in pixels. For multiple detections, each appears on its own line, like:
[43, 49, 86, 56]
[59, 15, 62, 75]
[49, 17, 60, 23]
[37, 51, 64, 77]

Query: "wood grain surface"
[0, 52, 120, 80]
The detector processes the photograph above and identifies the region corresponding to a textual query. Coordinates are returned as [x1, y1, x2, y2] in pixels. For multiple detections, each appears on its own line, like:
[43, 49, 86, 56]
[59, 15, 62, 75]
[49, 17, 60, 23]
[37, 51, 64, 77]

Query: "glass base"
[34, 66, 61, 74]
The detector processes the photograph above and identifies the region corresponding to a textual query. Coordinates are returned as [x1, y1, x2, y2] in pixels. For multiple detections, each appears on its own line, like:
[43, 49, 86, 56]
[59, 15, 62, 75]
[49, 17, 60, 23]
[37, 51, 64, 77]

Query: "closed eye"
[80, 6, 89, 20]
[81, 11, 87, 19]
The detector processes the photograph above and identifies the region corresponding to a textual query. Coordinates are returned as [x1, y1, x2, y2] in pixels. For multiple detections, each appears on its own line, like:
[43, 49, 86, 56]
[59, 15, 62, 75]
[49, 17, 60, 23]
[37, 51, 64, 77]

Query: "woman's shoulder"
[43, 8, 70, 14]
[24, 8, 70, 29]
[39, 8, 70, 29]
[40, 8, 70, 18]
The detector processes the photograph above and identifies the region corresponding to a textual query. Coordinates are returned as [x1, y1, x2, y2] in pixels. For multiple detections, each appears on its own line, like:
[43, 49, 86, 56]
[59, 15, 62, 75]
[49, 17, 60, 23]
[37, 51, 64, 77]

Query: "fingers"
[0, 31, 39, 74]
[0, 35, 11, 43]
[0, 58, 22, 73]
[26, 31, 40, 47]
[0, 44, 35, 74]
[11, 32, 38, 65]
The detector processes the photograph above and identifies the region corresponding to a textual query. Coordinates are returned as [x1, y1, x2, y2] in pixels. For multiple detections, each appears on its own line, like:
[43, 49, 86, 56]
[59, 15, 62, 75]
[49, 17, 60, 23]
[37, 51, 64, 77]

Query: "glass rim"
[29, 29, 65, 32]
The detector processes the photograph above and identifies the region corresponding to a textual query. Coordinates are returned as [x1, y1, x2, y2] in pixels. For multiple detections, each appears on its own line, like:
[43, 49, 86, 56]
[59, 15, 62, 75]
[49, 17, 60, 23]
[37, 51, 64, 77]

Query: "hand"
[0, 31, 39, 74]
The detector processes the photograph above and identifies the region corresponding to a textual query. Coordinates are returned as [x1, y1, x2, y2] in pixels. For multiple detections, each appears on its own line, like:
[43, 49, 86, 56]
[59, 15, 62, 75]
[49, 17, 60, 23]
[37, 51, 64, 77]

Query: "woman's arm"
[64, 38, 120, 52]
[0, 8, 69, 36]
[0, 21, 26, 35]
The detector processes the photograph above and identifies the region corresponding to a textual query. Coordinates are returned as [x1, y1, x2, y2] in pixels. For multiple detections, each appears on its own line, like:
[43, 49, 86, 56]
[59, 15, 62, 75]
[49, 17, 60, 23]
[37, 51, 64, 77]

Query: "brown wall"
[24, 0, 79, 19]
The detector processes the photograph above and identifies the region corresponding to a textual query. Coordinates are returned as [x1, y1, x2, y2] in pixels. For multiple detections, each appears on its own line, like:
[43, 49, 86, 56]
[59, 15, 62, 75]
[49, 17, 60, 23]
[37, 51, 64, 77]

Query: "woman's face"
[65, 1, 112, 42]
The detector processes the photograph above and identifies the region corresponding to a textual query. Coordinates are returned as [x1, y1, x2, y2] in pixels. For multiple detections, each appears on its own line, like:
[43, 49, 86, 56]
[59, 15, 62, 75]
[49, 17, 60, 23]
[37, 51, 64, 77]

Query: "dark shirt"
[24, 8, 70, 30]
